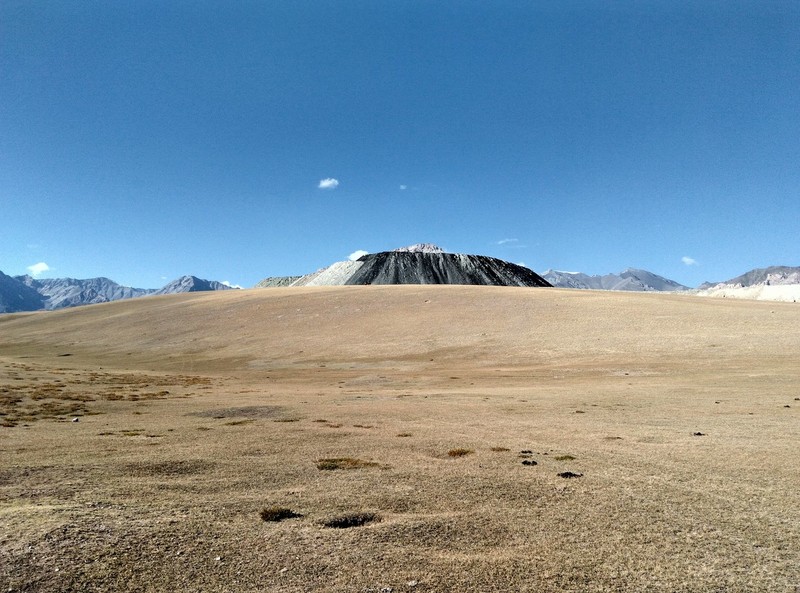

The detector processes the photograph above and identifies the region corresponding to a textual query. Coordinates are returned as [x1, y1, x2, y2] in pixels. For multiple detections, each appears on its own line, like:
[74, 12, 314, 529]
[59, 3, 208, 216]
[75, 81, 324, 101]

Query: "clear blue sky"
[2, 1, 798, 288]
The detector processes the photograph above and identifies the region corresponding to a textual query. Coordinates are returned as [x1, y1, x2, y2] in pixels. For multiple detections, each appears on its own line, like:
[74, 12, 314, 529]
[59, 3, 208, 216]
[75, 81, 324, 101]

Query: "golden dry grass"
[0, 285, 798, 592]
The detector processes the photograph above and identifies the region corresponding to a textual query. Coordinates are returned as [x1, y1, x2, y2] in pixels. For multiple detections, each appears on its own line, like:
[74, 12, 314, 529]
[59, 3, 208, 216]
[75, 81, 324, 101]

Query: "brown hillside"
[1, 287, 798, 592]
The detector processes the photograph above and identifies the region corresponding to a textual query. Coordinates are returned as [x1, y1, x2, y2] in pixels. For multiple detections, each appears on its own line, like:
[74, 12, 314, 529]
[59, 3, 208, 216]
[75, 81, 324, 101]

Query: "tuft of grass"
[490, 447, 510, 452]
[555, 455, 576, 461]
[316, 457, 379, 471]
[558, 471, 583, 479]
[447, 448, 473, 458]
[260, 507, 303, 522]
[322, 512, 380, 529]
[273, 417, 301, 423]
[396, 432, 413, 437]
[224, 419, 254, 426]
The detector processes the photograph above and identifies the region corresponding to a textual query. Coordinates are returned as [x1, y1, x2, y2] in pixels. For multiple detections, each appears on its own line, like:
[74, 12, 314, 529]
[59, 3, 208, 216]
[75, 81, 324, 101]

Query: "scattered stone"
[407, 580, 418, 587]
[71, 417, 80, 422]
[558, 471, 583, 479]
[783, 405, 791, 408]
[692, 432, 706, 436]
[521, 460, 537, 466]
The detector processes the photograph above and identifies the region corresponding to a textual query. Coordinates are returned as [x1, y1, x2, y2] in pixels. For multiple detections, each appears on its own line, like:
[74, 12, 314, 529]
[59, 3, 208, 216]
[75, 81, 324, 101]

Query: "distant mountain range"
[3, 251, 797, 314]
[694, 266, 800, 303]
[542, 268, 689, 292]
[0, 274, 234, 314]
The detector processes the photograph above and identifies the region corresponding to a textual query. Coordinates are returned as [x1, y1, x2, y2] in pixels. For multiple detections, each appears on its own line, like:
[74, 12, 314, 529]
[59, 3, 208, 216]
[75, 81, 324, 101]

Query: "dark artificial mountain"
[346, 251, 550, 286]
[0, 271, 46, 313]
[152, 276, 235, 295]
[543, 268, 688, 292]
[256, 244, 551, 288]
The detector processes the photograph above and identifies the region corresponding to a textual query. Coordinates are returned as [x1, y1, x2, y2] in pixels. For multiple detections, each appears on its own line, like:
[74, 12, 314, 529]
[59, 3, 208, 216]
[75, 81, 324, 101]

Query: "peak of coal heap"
[345, 251, 550, 287]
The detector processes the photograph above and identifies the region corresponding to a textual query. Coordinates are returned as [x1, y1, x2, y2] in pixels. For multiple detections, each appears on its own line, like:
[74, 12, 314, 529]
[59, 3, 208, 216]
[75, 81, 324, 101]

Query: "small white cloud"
[318, 178, 339, 190]
[682, 256, 698, 266]
[497, 238, 518, 245]
[222, 281, 243, 289]
[349, 249, 369, 261]
[399, 185, 407, 190]
[27, 262, 50, 277]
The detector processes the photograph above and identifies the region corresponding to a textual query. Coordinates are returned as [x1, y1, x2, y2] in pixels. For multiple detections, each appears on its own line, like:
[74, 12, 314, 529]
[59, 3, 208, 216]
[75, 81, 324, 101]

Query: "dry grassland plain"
[1, 286, 798, 592]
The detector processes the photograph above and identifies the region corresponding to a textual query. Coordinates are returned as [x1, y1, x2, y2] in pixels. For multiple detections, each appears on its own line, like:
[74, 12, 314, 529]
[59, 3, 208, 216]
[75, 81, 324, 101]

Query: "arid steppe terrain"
[1, 286, 798, 592]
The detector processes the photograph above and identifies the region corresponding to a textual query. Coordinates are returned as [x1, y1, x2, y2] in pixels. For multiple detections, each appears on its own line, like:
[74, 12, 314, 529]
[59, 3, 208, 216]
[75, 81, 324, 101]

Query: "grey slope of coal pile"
[543, 268, 688, 292]
[0, 271, 46, 313]
[256, 261, 366, 288]
[16, 275, 155, 310]
[153, 276, 235, 295]
[255, 276, 304, 288]
[345, 251, 550, 287]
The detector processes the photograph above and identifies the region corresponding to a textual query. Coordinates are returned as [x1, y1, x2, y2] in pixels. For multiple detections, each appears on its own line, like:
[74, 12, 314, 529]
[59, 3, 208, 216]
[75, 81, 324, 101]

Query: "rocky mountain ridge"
[0, 273, 234, 313]
[17, 275, 156, 310]
[543, 268, 689, 292]
[694, 266, 800, 303]
[152, 276, 234, 295]
[0, 270, 46, 314]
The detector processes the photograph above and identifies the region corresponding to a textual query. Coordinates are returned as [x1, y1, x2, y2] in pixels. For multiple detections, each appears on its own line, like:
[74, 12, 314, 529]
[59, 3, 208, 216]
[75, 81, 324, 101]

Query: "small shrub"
[316, 457, 379, 471]
[558, 471, 583, 479]
[490, 447, 510, 452]
[396, 432, 412, 437]
[555, 455, 575, 461]
[447, 448, 473, 458]
[323, 512, 380, 529]
[260, 507, 303, 522]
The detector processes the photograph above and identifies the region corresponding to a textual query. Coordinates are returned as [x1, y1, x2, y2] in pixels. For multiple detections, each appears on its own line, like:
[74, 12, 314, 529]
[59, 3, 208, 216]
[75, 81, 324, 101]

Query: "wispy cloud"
[399, 184, 408, 190]
[349, 249, 369, 261]
[682, 256, 698, 266]
[222, 281, 243, 289]
[318, 178, 339, 190]
[27, 262, 51, 277]
[497, 238, 518, 245]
